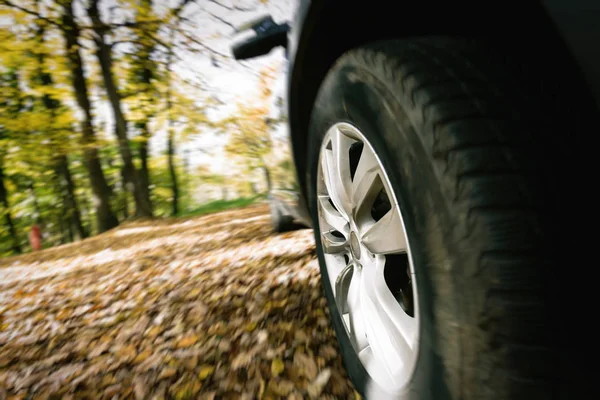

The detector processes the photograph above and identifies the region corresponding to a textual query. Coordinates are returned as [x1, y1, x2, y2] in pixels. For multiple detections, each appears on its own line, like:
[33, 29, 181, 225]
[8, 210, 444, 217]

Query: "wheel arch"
[288, 0, 597, 195]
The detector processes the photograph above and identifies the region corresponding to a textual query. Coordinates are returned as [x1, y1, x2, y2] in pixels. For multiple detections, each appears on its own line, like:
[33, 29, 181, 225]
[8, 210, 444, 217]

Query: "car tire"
[307, 38, 567, 399]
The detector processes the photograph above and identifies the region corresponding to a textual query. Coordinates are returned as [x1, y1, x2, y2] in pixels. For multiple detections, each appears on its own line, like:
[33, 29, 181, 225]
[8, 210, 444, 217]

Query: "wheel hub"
[350, 231, 361, 260]
[316, 122, 419, 393]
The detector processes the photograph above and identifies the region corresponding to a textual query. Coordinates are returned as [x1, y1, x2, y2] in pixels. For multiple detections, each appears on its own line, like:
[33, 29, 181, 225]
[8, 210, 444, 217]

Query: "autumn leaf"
[176, 334, 199, 348]
[245, 321, 258, 332]
[271, 358, 284, 377]
[133, 349, 152, 364]
[198, 365, 215, 380]
[307, 368, 332, 399]
[0, 206, 356, 397]
[158, 367, 177, 380]
[293, 350, 318, 380]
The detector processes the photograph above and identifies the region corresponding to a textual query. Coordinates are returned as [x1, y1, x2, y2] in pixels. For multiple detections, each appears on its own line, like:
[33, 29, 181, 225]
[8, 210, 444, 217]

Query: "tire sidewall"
[307, 60, 454, 400]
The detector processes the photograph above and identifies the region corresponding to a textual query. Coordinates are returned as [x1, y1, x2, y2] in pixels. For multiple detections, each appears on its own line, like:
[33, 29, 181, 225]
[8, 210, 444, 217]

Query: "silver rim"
[316, 122, 419, 392]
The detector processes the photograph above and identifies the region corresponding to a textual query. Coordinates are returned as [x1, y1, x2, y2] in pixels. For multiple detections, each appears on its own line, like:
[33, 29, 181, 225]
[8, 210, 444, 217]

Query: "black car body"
[284, 0, 600, 224]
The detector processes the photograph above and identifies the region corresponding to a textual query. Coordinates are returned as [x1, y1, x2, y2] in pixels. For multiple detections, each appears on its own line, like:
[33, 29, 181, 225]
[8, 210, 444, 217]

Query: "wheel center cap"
[350, 231, 361, 259]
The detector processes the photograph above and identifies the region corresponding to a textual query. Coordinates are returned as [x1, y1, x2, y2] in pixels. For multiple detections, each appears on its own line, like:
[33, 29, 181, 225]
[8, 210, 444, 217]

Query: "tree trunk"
[55, 155, 87, 240]
[79, 190, 91, 233]
[136, 122, 152, 209]
[168, 128, 179, 216]
[87, 0, 152, 218]
[133, 0, 155, 213]
[60, 0, 118, 233]
[262, 165, 272, 193]
[120, 166, 129, 220]
[166, 30, 178, 216]
[65, 205, 74, 243]
[0, 163, 21, 254]
[34, 12, 84, 240]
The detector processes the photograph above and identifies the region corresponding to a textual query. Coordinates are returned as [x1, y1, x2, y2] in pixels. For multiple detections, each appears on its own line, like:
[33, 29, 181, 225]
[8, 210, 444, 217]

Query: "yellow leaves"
[175, 334, 199, 348]
[0, 206, 358, 396]
[267, 378, 295, 396]
[198, 364, 215, 380]
[145, 325, 162, 338]
[293, 350, 318, 380]
[116, 344, 137, 361]
[245, 321, 258, 332]
[174, 380, 202, 399]
[270, 358, 284, 377]
[185, 288, 201, 300]
[231, 351, 253, 370]
[133, 349, 152, 364]
[158, 367, 177, 380]
[207, 322, 227, 336]
[56, 308, 72, 321]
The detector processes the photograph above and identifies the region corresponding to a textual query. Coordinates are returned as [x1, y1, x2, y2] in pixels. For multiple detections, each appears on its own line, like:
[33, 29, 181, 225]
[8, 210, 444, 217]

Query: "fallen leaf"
[158, 367, 177, 380]
[134, 376, 147, 400]
[198, 365, 215, 380]
[307, 369, 331, 399]
[232, 352, 253, 370]
[176, 334, 198, 349]
[105, 383, 122, 397]
[133, 349, 152, 364]
[294, 329, 309, 343]
[117, 344, 137, 361]
[271, 358, 284, 377]
[293, 351, 318, 380]
[267, 378, 295, 396]
[217, 339, 231, 352]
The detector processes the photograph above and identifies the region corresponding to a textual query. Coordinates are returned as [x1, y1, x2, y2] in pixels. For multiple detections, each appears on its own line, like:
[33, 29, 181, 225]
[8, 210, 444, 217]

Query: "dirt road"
[0, 204, 357, 399]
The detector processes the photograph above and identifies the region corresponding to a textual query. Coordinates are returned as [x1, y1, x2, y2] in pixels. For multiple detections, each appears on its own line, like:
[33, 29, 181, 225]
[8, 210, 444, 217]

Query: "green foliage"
[0, 0, 280, 256]
[177, 195, 265, 218]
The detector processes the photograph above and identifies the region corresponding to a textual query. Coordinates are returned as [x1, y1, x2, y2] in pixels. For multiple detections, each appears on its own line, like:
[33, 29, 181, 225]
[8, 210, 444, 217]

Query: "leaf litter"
[0, 204, 358, 399]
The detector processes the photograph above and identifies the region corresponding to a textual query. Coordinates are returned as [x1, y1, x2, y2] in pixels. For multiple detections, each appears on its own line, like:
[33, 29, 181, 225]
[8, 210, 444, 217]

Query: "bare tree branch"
[170, 0, 199, 19]
[203, 9, 236, 30]
[0, 0, 61, 27]
[208, 0, 254, 12]
[176, 30, 230, 57]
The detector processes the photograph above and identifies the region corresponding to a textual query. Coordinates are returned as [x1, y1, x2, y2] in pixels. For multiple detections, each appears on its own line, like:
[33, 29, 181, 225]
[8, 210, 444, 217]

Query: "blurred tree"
[197, 164, 228, 200]
[31, 3, 87, 240]
[0, 0, 283, 253]
[86, 0, 152, 217]
[219, 67, 277, 193]
[0, 159, 20, 254]
[58, 0, 120, 232]
[124, 0, 159, 216]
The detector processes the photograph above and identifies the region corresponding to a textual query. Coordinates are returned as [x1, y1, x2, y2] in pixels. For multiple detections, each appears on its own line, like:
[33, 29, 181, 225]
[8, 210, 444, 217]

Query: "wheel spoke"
[361, 206, 408, 255]
[318, 195, 349, 234]
[322, 127, 353, 218]
[357, 346, 396, 389]
[346, 267, 369, 352]
[358, 257, 416, 377]
[334, 262, 354, 314]
[351, 146, 381, 215]
[321, 231, 347, 254]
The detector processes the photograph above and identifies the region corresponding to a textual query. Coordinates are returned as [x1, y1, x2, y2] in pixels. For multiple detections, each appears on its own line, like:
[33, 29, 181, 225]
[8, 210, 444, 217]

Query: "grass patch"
[178, 195, 266, 218]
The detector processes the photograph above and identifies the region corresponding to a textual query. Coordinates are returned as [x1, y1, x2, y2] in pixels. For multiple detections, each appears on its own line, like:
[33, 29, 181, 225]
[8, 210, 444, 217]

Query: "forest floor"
[0, 204, 359, 399]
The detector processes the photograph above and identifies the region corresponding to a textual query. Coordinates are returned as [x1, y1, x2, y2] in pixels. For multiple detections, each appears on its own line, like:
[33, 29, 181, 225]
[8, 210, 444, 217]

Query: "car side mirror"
[231, 14, 289, 60]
